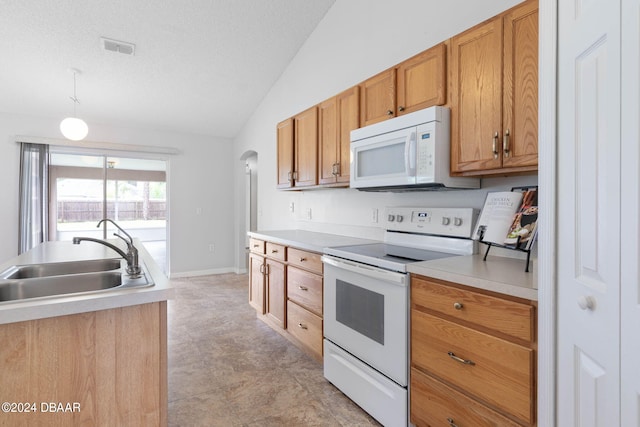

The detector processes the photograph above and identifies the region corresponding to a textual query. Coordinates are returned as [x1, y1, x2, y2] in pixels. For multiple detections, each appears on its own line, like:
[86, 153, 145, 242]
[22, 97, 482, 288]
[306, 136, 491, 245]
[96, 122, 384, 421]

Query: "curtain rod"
[14, 135, 180, 155]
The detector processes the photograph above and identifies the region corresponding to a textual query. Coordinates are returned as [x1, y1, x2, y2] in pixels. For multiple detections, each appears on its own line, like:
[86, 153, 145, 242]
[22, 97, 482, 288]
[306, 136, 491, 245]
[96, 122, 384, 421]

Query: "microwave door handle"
[404, 131, 417, 176]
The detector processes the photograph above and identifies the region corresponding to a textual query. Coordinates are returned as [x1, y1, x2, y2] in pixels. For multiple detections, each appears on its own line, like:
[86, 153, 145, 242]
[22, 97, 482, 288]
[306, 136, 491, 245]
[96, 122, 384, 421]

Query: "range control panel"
[385, 207, 477, 238]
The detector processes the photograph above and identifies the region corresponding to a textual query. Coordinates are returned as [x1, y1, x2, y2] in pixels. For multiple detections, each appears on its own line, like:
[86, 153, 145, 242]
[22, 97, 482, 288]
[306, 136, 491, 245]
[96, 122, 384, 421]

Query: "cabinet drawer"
[287, 248, 322, 274]
[249, 238, 265, 254]
[412, 310, 534, 424]
[411, 368, 521, 427]
[287, 301, 323, 359]
[412, 277, 534, 342]
[266, 242, 286, 261]
[287, 266, 323, 316]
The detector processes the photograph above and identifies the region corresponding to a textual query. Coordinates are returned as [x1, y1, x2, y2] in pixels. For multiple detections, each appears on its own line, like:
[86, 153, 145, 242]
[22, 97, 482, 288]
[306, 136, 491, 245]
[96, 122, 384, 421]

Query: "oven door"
[322, 255, 408, 386]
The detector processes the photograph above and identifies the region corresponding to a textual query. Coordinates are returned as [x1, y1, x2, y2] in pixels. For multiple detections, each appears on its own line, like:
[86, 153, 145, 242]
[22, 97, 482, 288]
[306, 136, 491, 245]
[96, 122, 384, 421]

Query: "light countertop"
[249, 229, 537, 300]
[248, 230, 379, 253]
[0, 239, 172, 325]
[407, 254, 538, 301]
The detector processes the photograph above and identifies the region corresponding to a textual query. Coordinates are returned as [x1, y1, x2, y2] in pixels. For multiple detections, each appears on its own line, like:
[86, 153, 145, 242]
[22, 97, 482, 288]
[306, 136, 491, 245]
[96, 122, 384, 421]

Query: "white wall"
[232, 0, 537, 267]
[0, 112, 235, 276]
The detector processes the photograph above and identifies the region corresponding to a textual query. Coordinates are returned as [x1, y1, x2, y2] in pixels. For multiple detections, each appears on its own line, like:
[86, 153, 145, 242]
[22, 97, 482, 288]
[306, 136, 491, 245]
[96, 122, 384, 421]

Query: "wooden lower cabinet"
[411, 275, 536, 426]
[287, 300, 323, 360]
[249, 239, 324, 361]
[0, 302, 167, 427]
[411, 368, 521, 427]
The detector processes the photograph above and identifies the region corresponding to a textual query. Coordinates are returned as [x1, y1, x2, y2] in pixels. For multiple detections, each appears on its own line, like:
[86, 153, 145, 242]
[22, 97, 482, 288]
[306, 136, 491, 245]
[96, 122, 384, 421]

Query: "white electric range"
[322, 207, 478, 427]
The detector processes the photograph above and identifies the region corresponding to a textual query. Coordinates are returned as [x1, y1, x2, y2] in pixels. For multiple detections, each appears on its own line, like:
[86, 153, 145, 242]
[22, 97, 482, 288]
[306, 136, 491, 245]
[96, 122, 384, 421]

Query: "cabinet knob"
[447, 418, 459, 427]
[577, 295, 595, 311]
[387, 110, 394, 116]
[398, 106, 405, 112]
[297, 323, 308, 330]
[299, 257, 306, 262]
[453, 302, 463, 310]
[271, 249, 278, 253]
[298, 285, 308, 291]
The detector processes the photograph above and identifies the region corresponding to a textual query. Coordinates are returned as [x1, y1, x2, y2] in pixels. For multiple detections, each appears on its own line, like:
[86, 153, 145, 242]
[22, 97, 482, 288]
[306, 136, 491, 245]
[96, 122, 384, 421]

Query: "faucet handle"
[113, 232, 134, 251]
[97, 219, 134, 245]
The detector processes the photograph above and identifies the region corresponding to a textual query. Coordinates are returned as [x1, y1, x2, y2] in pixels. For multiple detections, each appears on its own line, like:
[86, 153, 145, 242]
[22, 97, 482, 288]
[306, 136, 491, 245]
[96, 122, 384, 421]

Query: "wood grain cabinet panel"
[0, 303, 167, 427]
[450, 0, 538, 175]
[410, 273, 537, 427]
[318, 86, 359, 185]
[249, 238, 265, 254]
[287, 300, 323, 360]
[411, 368, 521, 427]
[276, 118, 294, 188]
[287, 248, 322, 274]
[249, 252, 266, 314]
[412, 276, 534, 342]
[287, 265, 323, 316]
[396, 43, 447, 115]
[360, 68, 396, 126]
[265, 259, 286, 328]
[293, 106, 318, 188]
[266, 242, 286, 261]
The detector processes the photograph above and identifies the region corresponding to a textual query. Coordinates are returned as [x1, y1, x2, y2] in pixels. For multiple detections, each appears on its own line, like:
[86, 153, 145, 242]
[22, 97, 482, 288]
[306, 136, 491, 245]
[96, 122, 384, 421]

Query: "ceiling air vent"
[101, 37, 135, 56]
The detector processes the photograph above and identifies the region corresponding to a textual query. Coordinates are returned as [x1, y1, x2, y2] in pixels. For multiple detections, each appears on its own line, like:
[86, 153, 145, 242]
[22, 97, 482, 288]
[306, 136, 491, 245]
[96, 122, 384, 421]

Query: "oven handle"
[321, 255, 408, 286]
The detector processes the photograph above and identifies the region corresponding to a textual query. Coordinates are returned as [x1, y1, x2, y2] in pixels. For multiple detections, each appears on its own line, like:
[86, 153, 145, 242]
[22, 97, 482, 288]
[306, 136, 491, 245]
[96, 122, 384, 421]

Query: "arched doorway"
[239, 150, 258, 271]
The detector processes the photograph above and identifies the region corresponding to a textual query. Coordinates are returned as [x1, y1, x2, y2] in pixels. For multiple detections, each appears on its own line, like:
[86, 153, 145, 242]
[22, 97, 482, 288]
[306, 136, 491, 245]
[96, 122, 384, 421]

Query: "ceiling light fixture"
[60, 68, 89, 141]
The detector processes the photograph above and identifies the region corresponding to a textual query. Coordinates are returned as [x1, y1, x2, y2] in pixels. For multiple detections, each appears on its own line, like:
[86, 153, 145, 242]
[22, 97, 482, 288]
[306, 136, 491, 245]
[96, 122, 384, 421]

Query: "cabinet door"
[248, 253, 265, 314]
[397, 43, 446, 115]
[294, 106, 318, 187]
[502, 0, 538, 169]
[318, 97, 338, 185]
[360, 68, 396, 126]
[276, 118, 294, 188]
[450, 17, 503, 173]
[266, 259, 286, 328]
[336, 86, 359, 184]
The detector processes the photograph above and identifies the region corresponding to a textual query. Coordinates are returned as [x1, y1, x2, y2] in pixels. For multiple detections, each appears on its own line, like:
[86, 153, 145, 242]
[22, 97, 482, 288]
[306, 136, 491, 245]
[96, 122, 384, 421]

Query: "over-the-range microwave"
[350, 106, 479, 191]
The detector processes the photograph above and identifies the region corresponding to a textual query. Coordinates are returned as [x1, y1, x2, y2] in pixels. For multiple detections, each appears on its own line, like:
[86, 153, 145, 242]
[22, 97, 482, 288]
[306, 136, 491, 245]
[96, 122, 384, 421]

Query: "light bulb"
[60, 117, 89, 141]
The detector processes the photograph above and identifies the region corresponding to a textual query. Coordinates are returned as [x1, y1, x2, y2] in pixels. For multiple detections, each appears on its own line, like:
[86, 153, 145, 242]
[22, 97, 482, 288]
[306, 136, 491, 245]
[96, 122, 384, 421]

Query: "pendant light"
[60, 68, 89, 141]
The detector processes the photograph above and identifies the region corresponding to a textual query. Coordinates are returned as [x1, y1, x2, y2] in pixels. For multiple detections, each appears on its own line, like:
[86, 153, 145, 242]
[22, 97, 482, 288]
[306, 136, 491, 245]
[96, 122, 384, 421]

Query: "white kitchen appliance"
[322, 207, 478, 427]
[350, 106, 480, 191]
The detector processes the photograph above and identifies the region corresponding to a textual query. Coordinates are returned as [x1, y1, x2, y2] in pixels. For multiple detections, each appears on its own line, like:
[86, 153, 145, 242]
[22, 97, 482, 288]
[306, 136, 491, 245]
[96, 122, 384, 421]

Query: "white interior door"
[557, 0, 621, 425]
[621, 0, 640, 423]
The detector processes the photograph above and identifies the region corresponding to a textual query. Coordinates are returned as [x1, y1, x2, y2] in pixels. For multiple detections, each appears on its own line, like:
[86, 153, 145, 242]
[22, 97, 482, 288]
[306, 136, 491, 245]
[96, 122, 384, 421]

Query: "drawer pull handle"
[447, 418, 459, 427]
[298, 286, 308, 291]
[297, 323, 308, 330]
[299, 257, 307, 262]
[271, 249, 278, 253]
[453, 302, 463, 310]
[448, 351, 475, 366]
[253, 244, 259, 248]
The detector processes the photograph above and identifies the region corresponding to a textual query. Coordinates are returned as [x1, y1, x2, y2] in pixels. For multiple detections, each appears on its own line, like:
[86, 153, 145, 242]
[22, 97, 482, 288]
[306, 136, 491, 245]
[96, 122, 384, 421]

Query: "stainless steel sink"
[0, 258, 122, 280]
[0, 261, 154, 303]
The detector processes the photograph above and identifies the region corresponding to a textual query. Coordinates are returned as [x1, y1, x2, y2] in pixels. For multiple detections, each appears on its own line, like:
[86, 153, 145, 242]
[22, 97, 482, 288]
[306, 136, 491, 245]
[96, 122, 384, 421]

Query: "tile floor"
[167, 273, 380, 426]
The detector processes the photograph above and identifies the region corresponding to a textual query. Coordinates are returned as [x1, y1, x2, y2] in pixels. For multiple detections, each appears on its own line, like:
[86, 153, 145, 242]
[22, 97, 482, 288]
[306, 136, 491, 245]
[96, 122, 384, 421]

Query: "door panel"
[557, 0, 621, 424]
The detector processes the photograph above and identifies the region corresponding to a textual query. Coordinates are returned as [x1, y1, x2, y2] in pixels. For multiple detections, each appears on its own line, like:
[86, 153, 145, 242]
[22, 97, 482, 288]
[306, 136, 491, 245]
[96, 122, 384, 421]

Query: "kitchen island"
[0, 240, 172, 427]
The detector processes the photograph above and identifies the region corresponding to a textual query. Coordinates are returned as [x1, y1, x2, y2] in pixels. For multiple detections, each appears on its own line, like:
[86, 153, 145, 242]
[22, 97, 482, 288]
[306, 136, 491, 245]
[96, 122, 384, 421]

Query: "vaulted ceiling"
[0, 0, 335, 138]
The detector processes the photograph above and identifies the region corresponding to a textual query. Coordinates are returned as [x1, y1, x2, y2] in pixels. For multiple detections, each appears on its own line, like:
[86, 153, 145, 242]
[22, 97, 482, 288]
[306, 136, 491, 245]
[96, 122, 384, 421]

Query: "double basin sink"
[0, 258, 154, 303]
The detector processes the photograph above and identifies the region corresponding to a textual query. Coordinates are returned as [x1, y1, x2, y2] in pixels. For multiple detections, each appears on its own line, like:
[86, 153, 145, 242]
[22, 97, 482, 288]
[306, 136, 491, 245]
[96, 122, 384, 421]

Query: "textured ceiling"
[0, 0, 335, 138]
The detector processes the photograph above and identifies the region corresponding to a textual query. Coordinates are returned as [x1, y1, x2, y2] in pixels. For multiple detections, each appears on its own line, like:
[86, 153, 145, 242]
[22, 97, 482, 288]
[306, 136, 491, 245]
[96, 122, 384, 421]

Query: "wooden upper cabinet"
[397, 43, 447, 115]
[450, 0, 538, 175]
[360, 68, 396, 126]
[450, 15, 504, 173]
[276, 118, 294, 188]
[502, 0, 539, 169]
[293, 106, 318, 187]
[319, 86, 359, 185]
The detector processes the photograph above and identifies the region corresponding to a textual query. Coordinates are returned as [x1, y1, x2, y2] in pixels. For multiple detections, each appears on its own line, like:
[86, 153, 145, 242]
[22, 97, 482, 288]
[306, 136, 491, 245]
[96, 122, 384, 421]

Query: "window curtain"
[18, 142, 49, 254]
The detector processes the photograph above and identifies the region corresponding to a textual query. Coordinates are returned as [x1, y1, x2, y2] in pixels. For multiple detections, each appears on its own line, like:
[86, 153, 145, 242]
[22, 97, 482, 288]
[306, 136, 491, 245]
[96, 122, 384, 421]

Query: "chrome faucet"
[72, 219, 142, 277]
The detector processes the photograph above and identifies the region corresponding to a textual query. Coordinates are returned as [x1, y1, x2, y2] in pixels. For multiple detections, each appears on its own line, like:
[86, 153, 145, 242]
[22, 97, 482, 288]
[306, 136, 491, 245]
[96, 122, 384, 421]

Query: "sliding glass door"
[49, 152, 167, 272]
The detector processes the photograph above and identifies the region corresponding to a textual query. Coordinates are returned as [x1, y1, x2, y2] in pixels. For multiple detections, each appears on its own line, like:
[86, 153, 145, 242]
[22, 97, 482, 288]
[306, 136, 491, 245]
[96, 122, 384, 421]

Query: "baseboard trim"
[169, 267, 238, 278]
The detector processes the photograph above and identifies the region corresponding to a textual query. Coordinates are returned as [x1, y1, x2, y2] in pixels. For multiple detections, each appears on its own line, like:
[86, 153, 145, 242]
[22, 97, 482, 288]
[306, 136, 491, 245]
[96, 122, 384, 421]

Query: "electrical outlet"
[208, 244, 215, 252]
[196, 207, 202, 215]
[306, 208, 312, 220]
[372, 208, 379, 223]
[289, 202, 295, 213]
